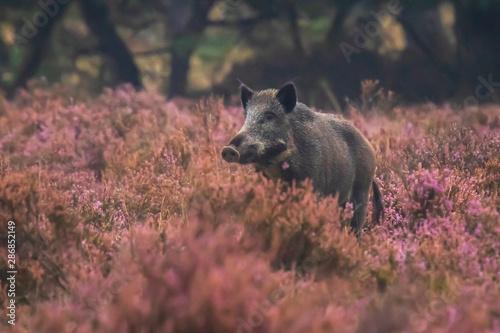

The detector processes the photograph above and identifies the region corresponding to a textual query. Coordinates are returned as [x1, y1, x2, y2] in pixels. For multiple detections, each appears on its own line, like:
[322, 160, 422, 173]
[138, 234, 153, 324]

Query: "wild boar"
[221, 83, 383, 234]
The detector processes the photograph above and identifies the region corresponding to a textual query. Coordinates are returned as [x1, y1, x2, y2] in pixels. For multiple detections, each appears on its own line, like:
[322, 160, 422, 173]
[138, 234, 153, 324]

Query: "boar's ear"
[240, 84, 254, 111]
[276, 82, 297, 113]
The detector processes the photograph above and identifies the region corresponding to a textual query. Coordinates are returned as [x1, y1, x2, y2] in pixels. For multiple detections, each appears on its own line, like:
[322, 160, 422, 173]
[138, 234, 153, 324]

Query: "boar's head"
[222, 83, 297, 165]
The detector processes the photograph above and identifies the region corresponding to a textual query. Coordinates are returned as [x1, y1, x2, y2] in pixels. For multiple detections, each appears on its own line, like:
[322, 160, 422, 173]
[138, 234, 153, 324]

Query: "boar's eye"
[265, 113, 275, 121]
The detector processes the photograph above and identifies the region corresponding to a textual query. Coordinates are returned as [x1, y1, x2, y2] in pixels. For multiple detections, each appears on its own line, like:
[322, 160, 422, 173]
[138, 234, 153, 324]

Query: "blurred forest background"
[1, 0, 500, 110]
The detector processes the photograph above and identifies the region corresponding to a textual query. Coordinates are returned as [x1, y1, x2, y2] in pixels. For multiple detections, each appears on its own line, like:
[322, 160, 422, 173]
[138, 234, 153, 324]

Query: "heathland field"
[1, 85, 500, 332]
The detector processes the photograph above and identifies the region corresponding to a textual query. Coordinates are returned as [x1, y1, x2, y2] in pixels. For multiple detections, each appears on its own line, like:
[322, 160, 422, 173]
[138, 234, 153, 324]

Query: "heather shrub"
[477, 157, 500, 196]
[19, 223, 288, 333]
[1, 85, 499, 332]
[404, 165, 453, 221]
[189, 169, 361, 276]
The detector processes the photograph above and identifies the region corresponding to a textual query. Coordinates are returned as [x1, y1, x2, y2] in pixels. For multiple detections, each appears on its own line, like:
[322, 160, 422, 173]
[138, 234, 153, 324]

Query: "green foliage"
[196, 28, 237, 63]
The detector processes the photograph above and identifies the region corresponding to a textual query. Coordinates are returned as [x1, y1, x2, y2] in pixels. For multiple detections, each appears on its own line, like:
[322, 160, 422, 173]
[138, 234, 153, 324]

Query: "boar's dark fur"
[222, 82, 384, 234]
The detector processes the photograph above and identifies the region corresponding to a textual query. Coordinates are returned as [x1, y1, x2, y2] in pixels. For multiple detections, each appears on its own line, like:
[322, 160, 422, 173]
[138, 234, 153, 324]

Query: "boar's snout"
[221, 146, 240, 163]
[223, 132, 260, 164]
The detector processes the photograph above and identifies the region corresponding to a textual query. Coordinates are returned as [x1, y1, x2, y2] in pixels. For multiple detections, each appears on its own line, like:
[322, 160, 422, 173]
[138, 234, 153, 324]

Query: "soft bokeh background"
[1, 0, 500, 108]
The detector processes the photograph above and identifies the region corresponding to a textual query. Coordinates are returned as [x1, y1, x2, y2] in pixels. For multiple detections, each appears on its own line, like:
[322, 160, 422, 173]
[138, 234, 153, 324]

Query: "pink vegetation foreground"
[0, 85, 500, 332]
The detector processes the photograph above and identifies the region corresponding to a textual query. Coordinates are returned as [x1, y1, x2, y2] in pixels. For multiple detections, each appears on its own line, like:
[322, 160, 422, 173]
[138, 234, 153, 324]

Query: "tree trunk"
[9, 2, 70, 97]
[167, 0, 216, 98]
[454, 2, 500, 86]
[398, 7, 460, 98]
[78, 0, 142, 90]
[285, 0, 305, 58]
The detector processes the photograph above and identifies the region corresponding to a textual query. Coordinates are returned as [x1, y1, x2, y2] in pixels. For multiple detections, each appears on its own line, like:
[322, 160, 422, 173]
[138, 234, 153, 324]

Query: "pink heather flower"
[92, 201, 105, 217]
[282, 161, 290, 170]
[92, 201, 102, 210]
[466, 199, 483, 217]
[164, 151, 177, 165]
[343, 202, 354, 220]
[474, 223, 482, 236]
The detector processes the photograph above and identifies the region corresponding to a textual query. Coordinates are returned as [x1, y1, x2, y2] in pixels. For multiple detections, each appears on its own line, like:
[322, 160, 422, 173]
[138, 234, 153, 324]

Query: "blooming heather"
[0, 85, 499, 333]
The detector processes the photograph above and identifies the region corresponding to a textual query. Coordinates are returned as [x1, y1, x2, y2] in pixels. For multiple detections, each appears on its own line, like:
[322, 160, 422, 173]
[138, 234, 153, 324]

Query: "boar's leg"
[349, 189, 369, 236]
